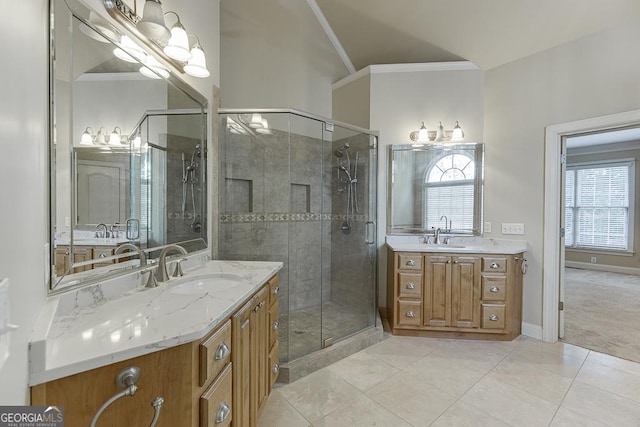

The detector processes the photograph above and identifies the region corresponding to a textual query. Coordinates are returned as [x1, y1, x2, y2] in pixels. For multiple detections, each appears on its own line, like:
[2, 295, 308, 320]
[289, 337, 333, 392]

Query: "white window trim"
[565, 158, 635, 253]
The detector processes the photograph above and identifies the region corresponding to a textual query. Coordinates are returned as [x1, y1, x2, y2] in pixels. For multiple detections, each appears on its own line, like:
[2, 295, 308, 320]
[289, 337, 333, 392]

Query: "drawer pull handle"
[272, 286, 279, 294]
[214, 342, 230, 360]
[489, 314, 499, 321]
[490, 262, 500, 269]
[272, 363, 280, 374]
[253, 301, 266, 312]
[490, 286, 500, 293]
[406, 282, 415, 290]
[216, 402, 231, 424]
[406, 311, 415, 318]
[273, 320, 279, 330]
[406, 260, 415, 267]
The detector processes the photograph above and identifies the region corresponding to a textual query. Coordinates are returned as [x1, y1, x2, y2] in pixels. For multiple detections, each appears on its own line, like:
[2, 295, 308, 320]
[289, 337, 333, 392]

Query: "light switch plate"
[484, 222, 492, 233]
[502, 223, 525, 235]
[0, 278, 10, 372]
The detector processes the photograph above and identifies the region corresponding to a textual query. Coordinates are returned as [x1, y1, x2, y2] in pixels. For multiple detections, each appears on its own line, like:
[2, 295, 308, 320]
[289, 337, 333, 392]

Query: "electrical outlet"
[591, 257, 597, 264]
[484, 222, 492, 233]
[501, 223, 525, 235]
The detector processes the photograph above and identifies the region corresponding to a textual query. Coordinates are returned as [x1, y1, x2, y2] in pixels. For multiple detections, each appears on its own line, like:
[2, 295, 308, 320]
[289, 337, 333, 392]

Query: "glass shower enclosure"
[218, 109, 378, 374]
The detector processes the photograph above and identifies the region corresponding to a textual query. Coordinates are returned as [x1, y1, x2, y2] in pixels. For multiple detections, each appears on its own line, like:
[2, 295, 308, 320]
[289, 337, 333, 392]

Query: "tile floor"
[259, 334, 640, 426]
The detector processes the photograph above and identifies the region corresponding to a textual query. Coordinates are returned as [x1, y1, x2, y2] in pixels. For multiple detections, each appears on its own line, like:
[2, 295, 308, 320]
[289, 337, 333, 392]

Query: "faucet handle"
[143, 270, 158, 288]
[172, 258, 187, 278]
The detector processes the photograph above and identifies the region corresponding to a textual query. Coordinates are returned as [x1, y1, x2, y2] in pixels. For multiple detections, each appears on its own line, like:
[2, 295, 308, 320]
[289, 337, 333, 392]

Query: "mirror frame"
[48, 0, 208, 293]
[387, 143, 484, 235]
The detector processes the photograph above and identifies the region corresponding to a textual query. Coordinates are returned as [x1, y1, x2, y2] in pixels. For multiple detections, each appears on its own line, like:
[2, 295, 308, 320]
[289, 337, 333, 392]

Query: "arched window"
[423, 153, 476, 232]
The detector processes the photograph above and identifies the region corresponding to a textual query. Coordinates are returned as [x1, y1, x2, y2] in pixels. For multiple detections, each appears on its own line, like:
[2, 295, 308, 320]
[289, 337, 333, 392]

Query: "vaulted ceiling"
[313, 0, 640, 71]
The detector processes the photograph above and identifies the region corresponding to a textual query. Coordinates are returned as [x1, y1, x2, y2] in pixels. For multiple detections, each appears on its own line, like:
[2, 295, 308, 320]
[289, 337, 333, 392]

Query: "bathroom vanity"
[30, 259, 282, 427]
[386, 237, 526, 340]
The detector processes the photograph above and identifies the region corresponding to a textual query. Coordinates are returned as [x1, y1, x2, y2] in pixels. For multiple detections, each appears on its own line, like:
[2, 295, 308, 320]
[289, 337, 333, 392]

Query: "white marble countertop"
[29, 259, 283, 386]
[386, 235, 527, 254]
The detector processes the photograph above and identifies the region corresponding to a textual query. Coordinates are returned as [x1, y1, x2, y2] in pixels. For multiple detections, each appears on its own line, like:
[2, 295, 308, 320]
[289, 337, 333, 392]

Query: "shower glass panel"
[219, 109, 378, 366]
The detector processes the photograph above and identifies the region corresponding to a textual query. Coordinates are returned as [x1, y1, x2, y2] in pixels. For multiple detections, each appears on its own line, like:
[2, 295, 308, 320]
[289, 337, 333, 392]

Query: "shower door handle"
[365, 221, 375, 244]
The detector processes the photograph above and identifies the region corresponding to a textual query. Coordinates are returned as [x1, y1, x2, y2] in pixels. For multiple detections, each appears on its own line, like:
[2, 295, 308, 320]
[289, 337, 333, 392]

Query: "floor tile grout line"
[545, 349, 592, 426]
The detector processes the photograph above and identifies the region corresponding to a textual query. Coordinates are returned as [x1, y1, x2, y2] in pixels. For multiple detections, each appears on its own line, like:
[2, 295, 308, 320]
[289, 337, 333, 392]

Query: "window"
[423, 153, 476, 232]
[565, 160, 634, 251]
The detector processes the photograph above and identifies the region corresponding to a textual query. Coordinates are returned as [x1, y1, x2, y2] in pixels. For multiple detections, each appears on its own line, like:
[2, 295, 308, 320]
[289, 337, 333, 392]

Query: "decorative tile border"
[219, 213, 367, 223]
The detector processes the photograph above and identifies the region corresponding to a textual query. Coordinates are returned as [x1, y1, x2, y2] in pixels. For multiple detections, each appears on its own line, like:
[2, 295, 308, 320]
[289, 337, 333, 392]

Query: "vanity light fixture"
[109, 127, 122, 146]
[80, 127, 94, 145]
[163, 12, 191, 61]
[249, 113, 264, 128]
[184, 36, 210, 78]
[139, 55, 170, 79]
[136, 0, 170, 43]
[114, 35, 147, 63]
[79, 11, 118, 43]
[409, 121, 465, 143]
[95, 127, 106, 146]
[255, 118, 272, 135]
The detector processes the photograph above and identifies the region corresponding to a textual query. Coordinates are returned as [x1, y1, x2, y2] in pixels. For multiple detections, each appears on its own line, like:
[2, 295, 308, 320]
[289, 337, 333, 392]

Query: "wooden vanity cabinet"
[232, 275, 279, 427]
[388, 251, 523, 340]
[32, 274, 280, 427]
[54, 245, 115, 276]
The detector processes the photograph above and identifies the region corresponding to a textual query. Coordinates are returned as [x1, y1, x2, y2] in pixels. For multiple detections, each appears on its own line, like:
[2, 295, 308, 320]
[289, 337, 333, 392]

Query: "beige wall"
[332, 73, 371, 128]
[484, 18, 640, 329]
[219, 0, 349, 116]
[565, 146, 640, 270]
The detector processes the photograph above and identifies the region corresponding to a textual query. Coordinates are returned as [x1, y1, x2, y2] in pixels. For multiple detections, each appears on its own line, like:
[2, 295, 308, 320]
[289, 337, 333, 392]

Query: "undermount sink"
[425, 244, 466, 248]
[169, 273, 244, 295]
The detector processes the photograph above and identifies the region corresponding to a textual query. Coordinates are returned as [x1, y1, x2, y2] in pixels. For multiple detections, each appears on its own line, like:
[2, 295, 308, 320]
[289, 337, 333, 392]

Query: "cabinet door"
[424, 255, 450, 327]
[451, 256, 481, 328]
[252, 286, 270, 420]
[232, 298, 253, 427]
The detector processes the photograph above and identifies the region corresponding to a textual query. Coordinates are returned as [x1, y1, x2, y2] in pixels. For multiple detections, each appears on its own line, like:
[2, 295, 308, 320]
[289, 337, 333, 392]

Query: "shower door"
[321, 124, 378, 345]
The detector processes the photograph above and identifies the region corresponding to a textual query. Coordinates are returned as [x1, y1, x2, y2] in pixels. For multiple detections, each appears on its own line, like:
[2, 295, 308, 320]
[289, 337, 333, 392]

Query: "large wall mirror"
[50, 0, 208, 291]
[387, 143, 484, 235]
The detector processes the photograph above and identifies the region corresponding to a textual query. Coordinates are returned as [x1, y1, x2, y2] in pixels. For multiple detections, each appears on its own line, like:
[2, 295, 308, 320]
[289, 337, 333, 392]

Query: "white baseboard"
[565, 261, 640, 276]
[521, 322, 543, 340]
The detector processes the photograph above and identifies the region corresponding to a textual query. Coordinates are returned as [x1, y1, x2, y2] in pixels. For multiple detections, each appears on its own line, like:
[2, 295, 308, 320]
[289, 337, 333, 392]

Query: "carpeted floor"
[563, 267, 640, 363]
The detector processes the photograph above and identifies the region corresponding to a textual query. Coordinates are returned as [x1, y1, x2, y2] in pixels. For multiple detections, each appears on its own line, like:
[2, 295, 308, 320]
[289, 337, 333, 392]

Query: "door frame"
[542, 109, 640, 342]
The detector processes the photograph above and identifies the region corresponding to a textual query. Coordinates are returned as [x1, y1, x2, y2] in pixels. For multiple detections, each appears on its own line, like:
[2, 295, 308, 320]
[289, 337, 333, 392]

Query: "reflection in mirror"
[387, 143, 484, 235]
[50, 0, 207, 291]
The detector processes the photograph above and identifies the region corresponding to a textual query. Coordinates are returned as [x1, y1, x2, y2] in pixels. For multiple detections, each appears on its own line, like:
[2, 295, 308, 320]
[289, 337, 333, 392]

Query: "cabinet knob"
[65, 249, 70, 255]
[272, 363, 280, 374]
[406, 311, 415, 318]
[489, 314, 499, 321]
[216, 402, 231, 424]
[490, 262, 500, 269]
[214, 342, 230, 360]
[406, 282, 415, 290]
[272, 286, 279, 294]
[253, 301, 266, 312]
[99, 253, 107, 258]
[406, 260, 415, 267]
[490, 286, 500, 293]
[273, 321, 279, 330]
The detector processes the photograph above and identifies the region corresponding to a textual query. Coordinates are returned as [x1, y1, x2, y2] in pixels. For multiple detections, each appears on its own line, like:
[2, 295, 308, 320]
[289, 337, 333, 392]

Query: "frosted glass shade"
[137, 0, 170, 42]
[80, 127, 93, 145]
[184, 44, 210, 78]
[164, 23, 191, 61]
[113, 35, 147, 63]
[140, 55, 170, 79]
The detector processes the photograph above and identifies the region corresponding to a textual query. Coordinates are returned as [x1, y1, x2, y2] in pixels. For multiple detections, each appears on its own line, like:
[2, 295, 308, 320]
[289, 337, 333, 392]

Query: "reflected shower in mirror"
[50, 0, 207, 291]
[387, 143, 484, 235]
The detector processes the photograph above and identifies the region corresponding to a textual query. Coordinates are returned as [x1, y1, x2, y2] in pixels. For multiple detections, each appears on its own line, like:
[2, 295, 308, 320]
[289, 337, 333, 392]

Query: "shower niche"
[219, 110, 380, 381]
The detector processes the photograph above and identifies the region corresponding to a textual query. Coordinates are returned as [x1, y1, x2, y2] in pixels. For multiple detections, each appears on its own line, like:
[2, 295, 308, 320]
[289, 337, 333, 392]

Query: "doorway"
[543, 109, 640, 344]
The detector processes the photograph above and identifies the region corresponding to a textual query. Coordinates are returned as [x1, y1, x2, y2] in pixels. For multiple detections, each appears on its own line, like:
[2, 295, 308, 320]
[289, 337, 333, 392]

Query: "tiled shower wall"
[219, 114, 376, 361]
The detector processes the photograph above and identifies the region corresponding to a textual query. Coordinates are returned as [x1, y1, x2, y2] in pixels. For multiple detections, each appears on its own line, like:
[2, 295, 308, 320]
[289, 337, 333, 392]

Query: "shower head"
[334, 149, 344, 158]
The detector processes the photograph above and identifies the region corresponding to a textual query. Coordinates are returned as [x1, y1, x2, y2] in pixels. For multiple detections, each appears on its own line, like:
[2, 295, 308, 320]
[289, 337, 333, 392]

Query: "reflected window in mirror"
[424, 152, 476, 232]
[387, 143, 484, 235]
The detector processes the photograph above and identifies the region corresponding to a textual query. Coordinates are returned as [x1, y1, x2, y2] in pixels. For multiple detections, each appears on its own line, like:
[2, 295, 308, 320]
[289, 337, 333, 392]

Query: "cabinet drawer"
[200, 363, 233, 427]
[269, 340, 279, 390]
[396, 300, 422, 326]
[398, 273, 422, 299]
[93, 247, 114, 265]
[481, 304, 506, 330]
[268, 275, 280, 307]
[199, 320, 232, 387]
[269, 302, 279, 349]
[482, 257, 507, 273]
[397, 253, 423, 271]
[481, 276, 507, 301]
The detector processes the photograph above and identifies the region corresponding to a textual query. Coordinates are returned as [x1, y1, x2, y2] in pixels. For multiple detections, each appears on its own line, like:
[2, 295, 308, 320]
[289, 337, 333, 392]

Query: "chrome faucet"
[95, 223, 108, 238]
[110, 223, 120, 239]
[114, 243, 146, 268]
[434, 227, 442, 244]
[440, 215, 449, 232]
[155, 244, 188, 283]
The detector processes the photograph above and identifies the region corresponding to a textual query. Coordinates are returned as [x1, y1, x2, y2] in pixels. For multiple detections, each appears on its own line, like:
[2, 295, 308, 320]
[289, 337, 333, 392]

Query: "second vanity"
[30, 256, 282, 427]
[386, 236, 527, 341]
